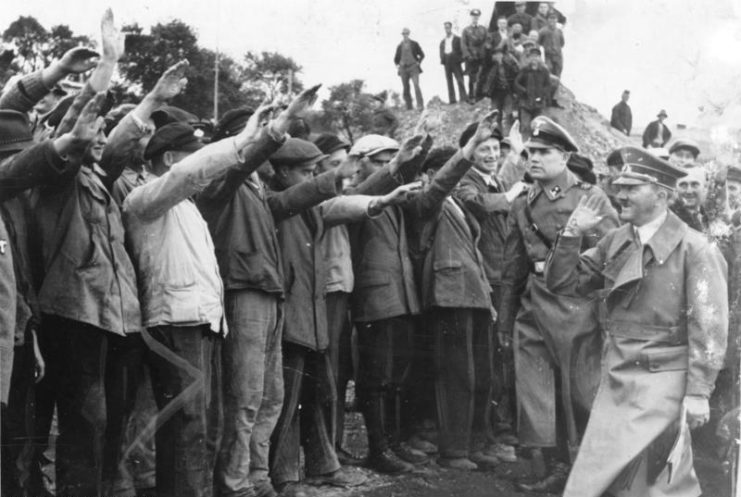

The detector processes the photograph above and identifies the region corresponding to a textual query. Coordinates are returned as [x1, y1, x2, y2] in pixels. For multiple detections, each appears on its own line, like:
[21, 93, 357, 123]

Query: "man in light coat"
[546, 145, 728, 497]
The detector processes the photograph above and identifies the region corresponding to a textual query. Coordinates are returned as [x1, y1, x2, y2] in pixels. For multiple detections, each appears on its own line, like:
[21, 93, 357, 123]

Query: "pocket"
[356, 270, 391, 288]
[433, 259, 464, 300]
[642, 347, 688, 372]
[162, 285, 201, 323]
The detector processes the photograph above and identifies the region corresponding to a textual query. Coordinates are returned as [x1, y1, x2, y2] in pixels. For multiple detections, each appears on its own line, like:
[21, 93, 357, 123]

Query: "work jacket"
[546, 211, 728, 497]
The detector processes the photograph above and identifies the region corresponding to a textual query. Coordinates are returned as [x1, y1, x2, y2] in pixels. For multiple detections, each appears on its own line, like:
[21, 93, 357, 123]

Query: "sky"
[3, 0, 741, 129]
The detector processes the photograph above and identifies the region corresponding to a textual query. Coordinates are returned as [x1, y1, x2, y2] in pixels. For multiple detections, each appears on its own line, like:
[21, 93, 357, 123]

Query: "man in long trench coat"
[546, 146, 728, 497]
[498, 116, 619, 493]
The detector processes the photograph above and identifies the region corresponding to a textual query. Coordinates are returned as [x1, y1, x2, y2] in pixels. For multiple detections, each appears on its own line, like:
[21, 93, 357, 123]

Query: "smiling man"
[545, 146, 727, 497]
[673, 166, 709, 232]
[498, 116, 618, 493]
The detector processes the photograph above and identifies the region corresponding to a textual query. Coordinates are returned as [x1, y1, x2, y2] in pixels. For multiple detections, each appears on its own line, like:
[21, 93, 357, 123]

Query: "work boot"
[336, 447, 363, 466]
[407, 434, 438, 454]
[470, 450, 500, 469]
[306, 467, 367, 487]
[437, 457, 478, 471]
[367, 449, 414, 474]
[485, 442, 518, 462]
[514, 461, 569, 493]
[392, 441, 429, 464]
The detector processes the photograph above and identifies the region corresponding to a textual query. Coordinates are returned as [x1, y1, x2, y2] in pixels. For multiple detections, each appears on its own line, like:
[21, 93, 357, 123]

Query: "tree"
[2, 16, 49, 73]
[242, 51, 303, 102]
[320, 79, 383, 142]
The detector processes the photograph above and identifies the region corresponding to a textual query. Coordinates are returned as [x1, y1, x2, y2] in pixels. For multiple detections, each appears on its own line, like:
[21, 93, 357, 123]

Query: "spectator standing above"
[728, 166, 741, 213]
[514, 47, 553, 136]
[610, 90, 632, 136]
[668, 138, 700, 168]
[461, 9, 489, 101]
[485, 47, 519, 135]
[439, 22, 467, 105]
[538, 12, 564, 78]
[642, 109, 672, 148]
[508, 2, 533, 34]
[394, 28, 425, 111]
[531, 2, 551, 32]
[546, 147, 727, 497]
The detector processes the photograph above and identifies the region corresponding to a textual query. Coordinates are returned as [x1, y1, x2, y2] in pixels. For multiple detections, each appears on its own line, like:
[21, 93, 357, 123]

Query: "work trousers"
[41, 315, 109, 497]
[146, 324, 222, 497]
[430, 307, 494, 459]
[356, 316, 415, 454]
[490, 90, 515, 136]
[465, 58, 485, 100]
[545, 52, 563, 78]
[489, 284, 516, 435]
[325, 291, 353, 448]
[442, 57, 467, 104]
[217, 290, 284, 496]
[103, 332, 146, 497]
[270, 343, 340, 485]
[399, 63, 424, 110]
[405, 314, 436, 434]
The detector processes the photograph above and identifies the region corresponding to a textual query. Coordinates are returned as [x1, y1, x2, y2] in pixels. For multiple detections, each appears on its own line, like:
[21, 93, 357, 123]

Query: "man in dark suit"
[610, 90, 632, 135]
[394, 27, 425, 110]
[642, 109, 671, 148]
[439, 22, 467, 104]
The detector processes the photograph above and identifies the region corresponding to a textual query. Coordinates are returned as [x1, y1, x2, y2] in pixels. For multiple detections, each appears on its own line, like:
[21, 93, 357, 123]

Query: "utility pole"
[213, 49, 220, 121]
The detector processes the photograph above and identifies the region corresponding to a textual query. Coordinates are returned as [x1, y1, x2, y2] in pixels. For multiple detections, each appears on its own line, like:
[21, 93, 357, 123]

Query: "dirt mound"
[393, 84, 635, 170]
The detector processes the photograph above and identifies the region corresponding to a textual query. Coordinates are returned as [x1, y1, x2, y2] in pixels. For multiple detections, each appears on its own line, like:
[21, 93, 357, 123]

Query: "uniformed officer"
[546, 146, 728, 497]
[461, 9, 489, 101]
[498, 116, 619, 493]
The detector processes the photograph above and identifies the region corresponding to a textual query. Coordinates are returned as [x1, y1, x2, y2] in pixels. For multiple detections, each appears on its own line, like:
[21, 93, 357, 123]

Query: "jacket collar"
[641, 209, 686, 265]
[528, 168, 578, 204]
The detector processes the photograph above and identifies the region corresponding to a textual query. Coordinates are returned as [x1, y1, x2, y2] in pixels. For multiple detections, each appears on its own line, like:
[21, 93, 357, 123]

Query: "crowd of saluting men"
[1, 7, 739, 497]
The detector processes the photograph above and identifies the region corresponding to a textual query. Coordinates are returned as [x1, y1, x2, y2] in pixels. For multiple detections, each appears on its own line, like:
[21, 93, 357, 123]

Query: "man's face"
[677, 168, 707, 210]
[83, 126, 108, 165]
[728, 180, 741, 210]
[538, 3, 550, 15]
[358, 150, 395, 181]
[317, 148, 348, 174]
[444, 23, 452, 35]
[472, 138, 501, 174]
[622, 92, 630, 103]
[616, 183, 662, 226]
[471, 15, 479, 26]
[670, 149, 696, 169]
[528, 30, 539, 42]
[528, 53, 540, 66]
[527, 147, 567, 181]
[512, 23, 523, 35]
[547, 16, 557, 28]
[498, 18, 508, 30]
[280, 163, 317, 188]
[516, 3, 526, 12]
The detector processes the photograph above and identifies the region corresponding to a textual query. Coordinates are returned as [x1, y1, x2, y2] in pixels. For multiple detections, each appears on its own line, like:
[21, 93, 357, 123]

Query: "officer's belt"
[602, 320, 687, 345]
[524, 203, 553, 250]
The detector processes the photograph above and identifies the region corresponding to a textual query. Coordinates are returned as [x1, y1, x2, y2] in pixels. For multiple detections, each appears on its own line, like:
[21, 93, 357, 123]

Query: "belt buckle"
[533, 261, 545, 274]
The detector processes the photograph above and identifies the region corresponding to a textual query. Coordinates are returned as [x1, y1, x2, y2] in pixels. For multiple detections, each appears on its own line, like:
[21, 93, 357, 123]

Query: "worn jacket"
[439, 35, 464, 65]
[198, 161, 339, 296]
[275, 195, 376, 350]
[610, 100, 632, 135]
[454, 168, 511, 285]
[642, 119, 672, 148]
[32, 115, 144, 335]
[514, 63, 552, 109]
[323, 224, 353, 294]
[123, 136, 252, 332]
[545, 211, 728, 497]
[394, 40, 425, 66]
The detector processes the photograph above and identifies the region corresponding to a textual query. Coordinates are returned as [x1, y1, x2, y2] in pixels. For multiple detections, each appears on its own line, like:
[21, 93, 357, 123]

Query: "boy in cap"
[642, 110, 672, 148]
[668, 139, 700, 169]
[267, 138, 420, 492]
[546, 146, 727, 497]
[394, 28, 425, 110]
[514, 47, 554, 137]
[461, 9, 489, 101]
[498, 116, 618, 493]
[484, 47, 519, 135]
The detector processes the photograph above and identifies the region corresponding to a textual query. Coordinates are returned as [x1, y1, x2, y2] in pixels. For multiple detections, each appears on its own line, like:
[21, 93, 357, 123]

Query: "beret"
[144, 122, 204, 160]
[459, 121, 503, 148]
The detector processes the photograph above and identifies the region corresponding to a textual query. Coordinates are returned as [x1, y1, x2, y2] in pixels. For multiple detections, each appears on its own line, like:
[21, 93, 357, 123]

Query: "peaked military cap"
[470, 8, 481, 16]
[668, 139, 700, 158]
[269, 138, 326, 168]
[0, 110, 33, 154]
[144, 122, 204, 160]
[525, 116, 578, 152]
[610, 146, 687, 189]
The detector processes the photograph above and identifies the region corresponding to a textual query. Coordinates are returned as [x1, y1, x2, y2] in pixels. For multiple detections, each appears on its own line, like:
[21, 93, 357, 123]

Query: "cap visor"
[612, 176, 649, 186]
[524, 140, 552, 149]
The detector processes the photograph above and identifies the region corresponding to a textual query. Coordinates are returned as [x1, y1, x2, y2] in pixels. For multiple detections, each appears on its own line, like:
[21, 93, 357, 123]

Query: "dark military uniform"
[498, 118, 619, 462]
[461, 23, 489, 100]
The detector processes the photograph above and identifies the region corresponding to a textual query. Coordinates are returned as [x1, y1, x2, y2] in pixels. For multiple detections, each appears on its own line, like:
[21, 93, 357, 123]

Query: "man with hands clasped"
[545, 146, 728, 497]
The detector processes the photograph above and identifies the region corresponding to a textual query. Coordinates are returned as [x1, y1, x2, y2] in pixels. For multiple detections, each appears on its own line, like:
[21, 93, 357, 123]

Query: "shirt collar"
[473, 167, 498, 188]
[635, 209, 668, 245]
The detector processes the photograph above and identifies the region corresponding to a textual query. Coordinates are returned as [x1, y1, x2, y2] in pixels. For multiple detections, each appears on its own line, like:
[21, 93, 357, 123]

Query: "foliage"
[242, 51, 303, 102]
[320, 79, 393, 142]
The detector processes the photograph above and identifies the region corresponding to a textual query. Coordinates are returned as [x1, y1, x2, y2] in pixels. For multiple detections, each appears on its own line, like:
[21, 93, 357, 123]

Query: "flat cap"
[470, 9, 481, 16]
[728, 166, 741, 183]
[525, 116, 578, 152]
[213, 108, 254, 142]
[349, 134, 399, 157]
[150, 105, 199, 129]
[269, 138, 326, 168]
[144, 122, 204, 160]
[313, 133, 351, 155]
[668, 139, 700, 158]
[610, 146, 686, 189]
[0, 110, 34, 154]
[458, 121, 503, 148]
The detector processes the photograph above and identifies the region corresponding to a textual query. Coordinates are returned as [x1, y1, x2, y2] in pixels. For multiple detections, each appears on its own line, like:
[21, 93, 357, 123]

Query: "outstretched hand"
[462, 110, 499, 160]
[389, 134, 425, 176]
[151, 60, 189, 102]
[235, 101, 276, 148]
[100, 8, 125, 62]
[55, 92, 107, 156]
[58, 47, 100, 74]
[272, 84, 321, 134]
[563, 194, 607, 236]
[384, 180, 423, 205]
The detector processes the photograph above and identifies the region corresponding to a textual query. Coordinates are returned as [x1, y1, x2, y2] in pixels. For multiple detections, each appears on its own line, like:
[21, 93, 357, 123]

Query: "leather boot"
[515, 461, 569, 493]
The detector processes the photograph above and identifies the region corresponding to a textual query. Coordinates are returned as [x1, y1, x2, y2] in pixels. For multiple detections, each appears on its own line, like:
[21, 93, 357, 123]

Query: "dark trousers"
[356, 316, 415, 454]
[41, 315, 109, 497]
[489, 284, 516, 435]
[465, 59, 484, 100]
[326, 292, 353, 449]
[405, 315, 436, 434]
[490, 90, 515, 136]
[399, 63, 424, 110]
[103, 333, 146, 496]
[1, 341, 36, 496]
[270, 343, 340, 485]
[146, 325, 222, 497]
[430, 308, 494, 459]
[545, 53, 563, 78]
[443, 58, 467, 104]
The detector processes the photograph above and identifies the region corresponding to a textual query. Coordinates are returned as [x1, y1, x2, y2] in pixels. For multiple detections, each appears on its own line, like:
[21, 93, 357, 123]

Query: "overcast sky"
[4, 0, 741, 128]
